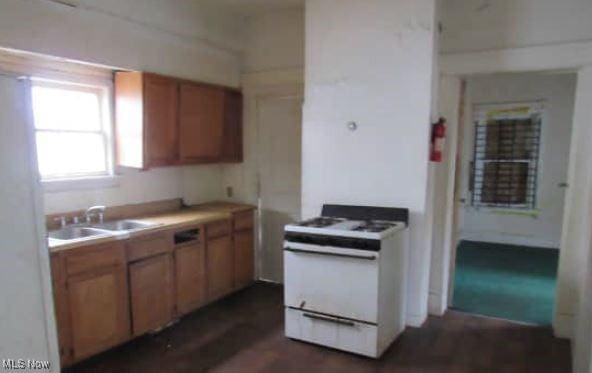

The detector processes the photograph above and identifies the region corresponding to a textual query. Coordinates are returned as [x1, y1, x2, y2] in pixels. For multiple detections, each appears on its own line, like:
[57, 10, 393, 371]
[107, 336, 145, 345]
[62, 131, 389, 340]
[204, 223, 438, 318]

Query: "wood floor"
[66, 282, 571, 373]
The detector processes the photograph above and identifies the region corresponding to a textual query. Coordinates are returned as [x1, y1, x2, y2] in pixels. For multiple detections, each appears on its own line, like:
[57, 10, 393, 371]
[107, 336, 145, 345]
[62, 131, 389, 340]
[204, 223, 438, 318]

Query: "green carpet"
[452, 240, 559, 325]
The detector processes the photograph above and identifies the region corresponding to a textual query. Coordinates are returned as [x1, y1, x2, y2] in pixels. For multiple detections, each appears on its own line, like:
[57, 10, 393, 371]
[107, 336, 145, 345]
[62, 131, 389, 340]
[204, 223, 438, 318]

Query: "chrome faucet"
[85, 205, 106, 224]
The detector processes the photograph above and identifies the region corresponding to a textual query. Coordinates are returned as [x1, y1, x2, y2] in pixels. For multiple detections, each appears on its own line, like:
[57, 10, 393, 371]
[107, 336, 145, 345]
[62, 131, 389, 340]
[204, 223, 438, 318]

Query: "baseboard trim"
[406, 312, 427, 328]
[428, 293, 446, 316]
[553, 313, 573, 339]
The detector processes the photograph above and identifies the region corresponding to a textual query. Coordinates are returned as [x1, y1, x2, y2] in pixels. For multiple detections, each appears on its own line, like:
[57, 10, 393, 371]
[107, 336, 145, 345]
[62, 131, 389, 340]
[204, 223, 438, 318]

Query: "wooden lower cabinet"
[50, 255, 71, 366]
[206, 235, 234, 300]
[51, 209, 256, 367]
[234, 229, 255, 288]
[129, 253, 174, 336]
[175, 243, 207, 315]
[67, 265, 130, 361]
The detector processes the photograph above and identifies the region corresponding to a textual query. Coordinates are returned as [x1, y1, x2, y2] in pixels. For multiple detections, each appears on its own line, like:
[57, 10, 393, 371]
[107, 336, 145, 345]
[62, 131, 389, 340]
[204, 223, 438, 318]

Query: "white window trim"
[470, 101, 545, 212]
[32, 77, 118, 190]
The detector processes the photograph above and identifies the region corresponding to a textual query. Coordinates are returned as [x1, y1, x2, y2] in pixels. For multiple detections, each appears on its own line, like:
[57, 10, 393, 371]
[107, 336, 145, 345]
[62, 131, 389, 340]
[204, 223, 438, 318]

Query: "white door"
[257, 96, 302, 283]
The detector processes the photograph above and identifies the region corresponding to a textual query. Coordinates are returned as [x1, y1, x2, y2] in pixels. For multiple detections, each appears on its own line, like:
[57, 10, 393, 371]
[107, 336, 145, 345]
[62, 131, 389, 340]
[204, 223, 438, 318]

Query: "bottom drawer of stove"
[285, 308, 379, 358]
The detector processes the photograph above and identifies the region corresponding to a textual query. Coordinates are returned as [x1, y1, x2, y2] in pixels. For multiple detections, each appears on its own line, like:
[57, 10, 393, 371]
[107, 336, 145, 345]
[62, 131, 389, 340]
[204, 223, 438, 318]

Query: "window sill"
[42, 175, 121, 193]
[470, 206, 540, 218]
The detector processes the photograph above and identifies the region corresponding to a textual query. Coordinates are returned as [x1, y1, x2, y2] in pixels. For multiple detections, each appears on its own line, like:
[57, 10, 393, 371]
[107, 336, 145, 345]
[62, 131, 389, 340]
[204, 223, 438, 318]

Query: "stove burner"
[352, 220, 397, 233]
[297, 217, 345, 228]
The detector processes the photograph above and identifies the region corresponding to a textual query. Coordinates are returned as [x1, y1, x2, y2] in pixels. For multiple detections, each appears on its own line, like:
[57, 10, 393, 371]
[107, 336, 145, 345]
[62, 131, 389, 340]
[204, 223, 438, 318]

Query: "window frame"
[31, 78, 116, 184]
[470, 101, 545, 211]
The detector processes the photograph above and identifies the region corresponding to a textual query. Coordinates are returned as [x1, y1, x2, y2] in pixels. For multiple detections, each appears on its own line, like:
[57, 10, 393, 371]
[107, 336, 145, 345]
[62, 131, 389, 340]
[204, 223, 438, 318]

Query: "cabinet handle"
[303, 313, 355, 327]
[284, 248, 376, 261]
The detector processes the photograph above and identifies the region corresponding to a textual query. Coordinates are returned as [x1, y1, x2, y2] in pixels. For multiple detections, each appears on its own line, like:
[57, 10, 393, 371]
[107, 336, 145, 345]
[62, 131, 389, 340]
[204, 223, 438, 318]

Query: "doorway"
[256, 95, 302, 283]
[449, 72, 576, 325]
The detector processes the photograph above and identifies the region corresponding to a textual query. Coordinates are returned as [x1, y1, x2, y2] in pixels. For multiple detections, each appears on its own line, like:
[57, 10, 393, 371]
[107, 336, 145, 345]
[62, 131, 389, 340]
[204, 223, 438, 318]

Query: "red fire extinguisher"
[430, 117, 446, 162]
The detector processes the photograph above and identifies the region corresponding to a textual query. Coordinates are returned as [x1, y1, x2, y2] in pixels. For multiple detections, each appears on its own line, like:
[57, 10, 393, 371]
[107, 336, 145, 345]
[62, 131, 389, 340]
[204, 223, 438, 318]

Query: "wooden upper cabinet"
[144, 74, 179, 167]
[221, 90, 243, 163]
[115, 71, 242, 169]
[179, 83, 225, 162]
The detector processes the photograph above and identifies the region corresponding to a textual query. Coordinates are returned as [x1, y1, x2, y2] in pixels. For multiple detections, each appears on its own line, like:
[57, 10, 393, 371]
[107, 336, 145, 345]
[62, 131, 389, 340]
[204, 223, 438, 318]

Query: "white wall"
[0, 76, 59, 369]
[429, 75, 461, 315]
[456, 73, 576, 248]
[43, 165, 224, 214]
[441, 0, 592, 54]
[558, 66, 592, 373]
[0, 0, 245, 214]
[303, 0, 438, 326]
[0, 0, 243, 86]
[242, 8, 304, 73]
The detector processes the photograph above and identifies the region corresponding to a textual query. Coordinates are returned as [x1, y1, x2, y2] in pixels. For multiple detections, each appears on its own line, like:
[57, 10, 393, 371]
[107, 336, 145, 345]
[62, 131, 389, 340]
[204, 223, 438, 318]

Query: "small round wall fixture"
[347, 121, 358, 131]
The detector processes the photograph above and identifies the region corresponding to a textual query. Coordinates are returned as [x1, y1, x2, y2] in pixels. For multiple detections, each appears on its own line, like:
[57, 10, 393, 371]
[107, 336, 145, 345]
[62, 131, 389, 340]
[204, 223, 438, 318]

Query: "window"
[471, 102, 543, 209]
[31, 80, 113, 180]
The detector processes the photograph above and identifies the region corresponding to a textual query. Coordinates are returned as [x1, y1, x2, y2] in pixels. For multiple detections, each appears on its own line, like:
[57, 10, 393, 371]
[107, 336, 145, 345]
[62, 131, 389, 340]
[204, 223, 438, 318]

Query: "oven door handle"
[302, 313, 356, 327]
[284, 247, 377, 260]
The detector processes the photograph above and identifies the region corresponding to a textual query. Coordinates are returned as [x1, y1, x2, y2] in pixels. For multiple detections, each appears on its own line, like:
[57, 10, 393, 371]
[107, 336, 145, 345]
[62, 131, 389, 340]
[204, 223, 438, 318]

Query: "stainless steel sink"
[92, 220, 160, 232]
[48, 226, 113, 241]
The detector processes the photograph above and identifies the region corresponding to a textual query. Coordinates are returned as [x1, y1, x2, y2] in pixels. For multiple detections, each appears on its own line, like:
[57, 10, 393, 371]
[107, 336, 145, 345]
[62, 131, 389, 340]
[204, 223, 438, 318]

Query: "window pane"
[481, 162, 529, 205]
[36, 132, 107, 177]
[484, 119, 538, 160]
[32, 85, 101, 131]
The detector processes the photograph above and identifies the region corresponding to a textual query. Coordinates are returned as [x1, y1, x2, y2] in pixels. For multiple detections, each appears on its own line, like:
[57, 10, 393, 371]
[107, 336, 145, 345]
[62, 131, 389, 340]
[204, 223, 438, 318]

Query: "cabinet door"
[67, 266, 130, 361]
[234, 229, 255, 289]
[144, 74, 179, 167]
[129, 253, 174, 336]
[179, 83, 225, 162]
[220, 90, 243, 162]
[51, 255, 71, 366]
[206, 235, 234, 300]
[175, 244, 206, 315]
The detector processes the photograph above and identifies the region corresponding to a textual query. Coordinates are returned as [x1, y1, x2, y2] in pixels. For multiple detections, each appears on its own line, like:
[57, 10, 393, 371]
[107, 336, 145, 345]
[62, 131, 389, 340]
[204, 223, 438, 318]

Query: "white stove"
[283, 204, 409, 358]
[285, 216, 406, 239]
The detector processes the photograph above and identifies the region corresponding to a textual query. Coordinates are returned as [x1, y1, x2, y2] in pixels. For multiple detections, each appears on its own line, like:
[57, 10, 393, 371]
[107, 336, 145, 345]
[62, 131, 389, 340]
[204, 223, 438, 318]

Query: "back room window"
[471, 102, 543, 209]
[31, 80, 112, 180]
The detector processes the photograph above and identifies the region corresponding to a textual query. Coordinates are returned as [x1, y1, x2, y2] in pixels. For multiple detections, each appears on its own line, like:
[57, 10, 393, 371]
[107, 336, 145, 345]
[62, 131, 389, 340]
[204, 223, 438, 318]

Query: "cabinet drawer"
[65, 243, 126, 276]
[285, 308, 379, 358]
[233, 211, 254, 231]
[206, 220, 231, 239]
[127, 234, 171, 262]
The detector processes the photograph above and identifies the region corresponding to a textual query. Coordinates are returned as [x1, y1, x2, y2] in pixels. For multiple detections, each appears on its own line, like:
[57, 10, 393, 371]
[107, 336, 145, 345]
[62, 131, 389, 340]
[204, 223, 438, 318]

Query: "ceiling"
[197, 0, 304, 17]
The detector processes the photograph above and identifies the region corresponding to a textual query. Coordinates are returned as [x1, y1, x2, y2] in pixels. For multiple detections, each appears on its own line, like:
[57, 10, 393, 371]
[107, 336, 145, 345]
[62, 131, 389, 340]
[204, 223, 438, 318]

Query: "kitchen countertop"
[48, 201, 256, 253]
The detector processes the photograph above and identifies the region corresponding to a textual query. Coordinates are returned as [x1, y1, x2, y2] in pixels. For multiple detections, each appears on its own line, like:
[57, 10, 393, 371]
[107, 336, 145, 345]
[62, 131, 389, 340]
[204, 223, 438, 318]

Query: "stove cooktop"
[293, 217, 398, 233]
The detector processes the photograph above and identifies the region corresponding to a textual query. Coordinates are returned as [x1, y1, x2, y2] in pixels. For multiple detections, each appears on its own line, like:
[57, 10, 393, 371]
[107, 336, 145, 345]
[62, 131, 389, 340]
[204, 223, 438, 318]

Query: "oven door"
[284, 242, 380, 323]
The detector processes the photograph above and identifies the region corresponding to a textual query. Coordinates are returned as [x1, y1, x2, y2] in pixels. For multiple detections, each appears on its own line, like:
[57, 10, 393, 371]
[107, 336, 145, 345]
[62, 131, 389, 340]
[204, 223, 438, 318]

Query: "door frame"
[435, 43, 592, 339]
[241, 69, 304, 283]
[254, 93, 303, 283]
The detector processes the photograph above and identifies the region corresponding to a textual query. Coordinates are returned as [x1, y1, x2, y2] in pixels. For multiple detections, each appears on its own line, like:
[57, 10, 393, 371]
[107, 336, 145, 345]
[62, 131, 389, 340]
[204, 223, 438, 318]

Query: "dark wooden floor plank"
[66, 282, 571, 373]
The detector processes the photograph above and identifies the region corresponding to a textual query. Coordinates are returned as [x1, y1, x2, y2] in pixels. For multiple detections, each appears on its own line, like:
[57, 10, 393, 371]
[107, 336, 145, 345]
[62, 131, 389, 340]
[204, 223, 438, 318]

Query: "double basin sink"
[48, 220, 161, 244]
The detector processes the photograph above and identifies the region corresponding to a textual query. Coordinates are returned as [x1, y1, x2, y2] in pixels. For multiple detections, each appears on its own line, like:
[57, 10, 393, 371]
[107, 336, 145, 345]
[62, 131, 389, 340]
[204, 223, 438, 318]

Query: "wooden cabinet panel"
[179, 83, 225, 162]
[67, 266, 130, 361]
[220, 90, 243, 162]
[206, 235, 234, 300]
[206, 219, 231, 239]
[234, 229, 255, 289]
[129, 253, 174, 336]
[51, 255, 71, 366]
[175, 243, 206, 315]
[144, 74, 179, 167]
[65, 243, 126, 276]
[233, 211, 254, 231]
[127, 233, 171, 262]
